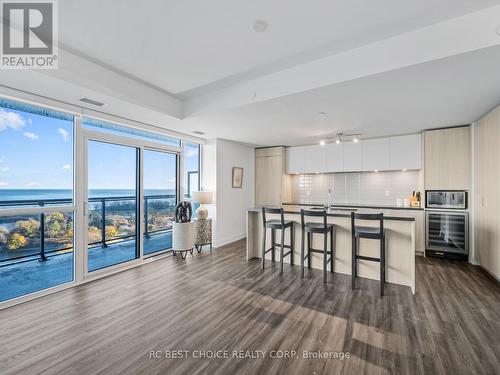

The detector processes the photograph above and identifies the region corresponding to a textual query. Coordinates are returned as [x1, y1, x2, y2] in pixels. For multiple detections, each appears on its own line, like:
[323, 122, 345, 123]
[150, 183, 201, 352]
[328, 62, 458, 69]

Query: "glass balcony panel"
[0, 212, 74, 302]
[143, 150, 177, 256]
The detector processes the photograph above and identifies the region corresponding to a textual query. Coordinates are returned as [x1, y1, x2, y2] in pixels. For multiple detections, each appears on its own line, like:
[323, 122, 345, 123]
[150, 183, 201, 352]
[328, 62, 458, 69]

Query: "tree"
[46, 212, 67, 239]
[65, 223, 73, 242]
[105, 225, 118, 240]
[7, 233, 28, 250]
[0, 226, 8, 244]
[47, 220, 62, 239]
[16, 219, 40, 237]
[46, 212, 64, 222]
[87, 226, 101, 244]
[89, 212, 102, 228]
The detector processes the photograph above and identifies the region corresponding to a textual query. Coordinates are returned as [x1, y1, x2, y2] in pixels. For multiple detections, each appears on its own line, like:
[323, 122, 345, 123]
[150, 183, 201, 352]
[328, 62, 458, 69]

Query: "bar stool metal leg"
[351, 235, 356, 289]
[330, 228, 334, 273]
[323, 230, 327, 283]
[280, 227, 285, 275]
[261, 226, 266, 270]
[271, 229, 276, 262]
[307, 232, 312, 269]
[383, 237, 386, 284]
[300, 226, 305, 278]
[290, 224, 294, 266]
[380, 236, 385, 296]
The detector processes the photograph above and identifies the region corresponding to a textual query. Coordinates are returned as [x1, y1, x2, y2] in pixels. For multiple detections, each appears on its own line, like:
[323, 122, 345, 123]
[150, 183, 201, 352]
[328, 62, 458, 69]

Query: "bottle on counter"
[409, 191, 421, 208]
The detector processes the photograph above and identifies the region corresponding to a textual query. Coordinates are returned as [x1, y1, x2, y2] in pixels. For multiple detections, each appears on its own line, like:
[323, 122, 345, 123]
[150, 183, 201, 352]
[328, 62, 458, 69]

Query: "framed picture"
[232, 167, 243, 188]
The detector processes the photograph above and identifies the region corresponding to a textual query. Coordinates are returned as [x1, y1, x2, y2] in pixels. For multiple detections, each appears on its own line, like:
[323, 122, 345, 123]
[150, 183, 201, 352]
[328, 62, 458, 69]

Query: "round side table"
[172, 221, 194, 259]
[194, 218, 212, 253]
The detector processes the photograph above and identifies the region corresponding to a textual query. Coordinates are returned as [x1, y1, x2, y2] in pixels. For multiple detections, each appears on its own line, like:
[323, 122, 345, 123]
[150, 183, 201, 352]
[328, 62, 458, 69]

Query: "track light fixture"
[318, 132, 362, 145]
[329, 132, 362, 145]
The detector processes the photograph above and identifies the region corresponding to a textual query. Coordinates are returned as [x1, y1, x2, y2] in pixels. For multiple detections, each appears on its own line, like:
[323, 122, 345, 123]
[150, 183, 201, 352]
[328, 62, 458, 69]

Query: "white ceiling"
[60, 0, 500, 94]
[183, 45, 500, 146]
[1, 1, 500, 147]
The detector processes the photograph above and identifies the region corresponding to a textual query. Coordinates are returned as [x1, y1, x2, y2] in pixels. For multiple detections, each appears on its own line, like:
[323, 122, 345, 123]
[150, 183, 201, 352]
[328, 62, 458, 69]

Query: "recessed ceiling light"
[374, 170, 379, 173]
[402, 168, 407, 172]
[192, 130, 205, 135]
[319, 140, 325, 146]
[318, 111, 327, 116]
[336, 138, 341, 144]
[251, 20, 269, 33]
[353, 136, 359, 143]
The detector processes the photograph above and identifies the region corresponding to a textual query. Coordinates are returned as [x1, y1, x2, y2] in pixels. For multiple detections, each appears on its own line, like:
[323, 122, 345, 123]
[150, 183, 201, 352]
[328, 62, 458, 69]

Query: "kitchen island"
[247, 206, 416, 293]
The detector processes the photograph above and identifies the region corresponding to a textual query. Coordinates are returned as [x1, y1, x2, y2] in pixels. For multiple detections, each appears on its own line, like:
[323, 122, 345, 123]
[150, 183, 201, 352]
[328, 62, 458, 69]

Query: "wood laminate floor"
[1, 239, 499, 375]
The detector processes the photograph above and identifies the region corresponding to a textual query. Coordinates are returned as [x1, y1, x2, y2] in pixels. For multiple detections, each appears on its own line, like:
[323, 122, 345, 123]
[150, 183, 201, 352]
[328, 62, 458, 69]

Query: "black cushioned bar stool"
[300, 209, 336, 283]
[351, 212, 386, 296]
[261, 207, 295, 274]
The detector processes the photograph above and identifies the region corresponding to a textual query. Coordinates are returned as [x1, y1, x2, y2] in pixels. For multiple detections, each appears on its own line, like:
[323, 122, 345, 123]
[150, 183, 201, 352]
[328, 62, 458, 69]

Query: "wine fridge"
[425, 210, 469, 259]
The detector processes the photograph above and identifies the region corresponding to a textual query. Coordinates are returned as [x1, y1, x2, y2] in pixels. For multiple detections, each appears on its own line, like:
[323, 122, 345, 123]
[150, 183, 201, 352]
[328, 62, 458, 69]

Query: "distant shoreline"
[0, 189, 177, 201]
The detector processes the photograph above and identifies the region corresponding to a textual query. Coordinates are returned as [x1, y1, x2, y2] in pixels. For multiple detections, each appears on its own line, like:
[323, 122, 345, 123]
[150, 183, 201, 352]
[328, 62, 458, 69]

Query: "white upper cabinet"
[304, 145, 326, 173]
[342, 141, 362, 171]
[390, 134, 421, 170]
[286, 146, 306, 174]
[325, 143, 343, 172]
[286, 133, 422, 174]
[362, 138, 390, 171]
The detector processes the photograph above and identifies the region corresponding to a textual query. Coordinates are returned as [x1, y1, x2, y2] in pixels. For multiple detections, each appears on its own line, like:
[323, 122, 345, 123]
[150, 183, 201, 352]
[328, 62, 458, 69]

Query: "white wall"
[201, 138, 255, 247]
[201, 139, 217, 237]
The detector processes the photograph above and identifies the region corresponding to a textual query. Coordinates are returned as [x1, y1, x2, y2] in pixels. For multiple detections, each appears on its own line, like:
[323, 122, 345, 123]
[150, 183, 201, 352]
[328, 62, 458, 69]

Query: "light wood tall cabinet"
[424, 126, 471, 190]
[255, 147, 290, 206]
[474, 105, 500, 279]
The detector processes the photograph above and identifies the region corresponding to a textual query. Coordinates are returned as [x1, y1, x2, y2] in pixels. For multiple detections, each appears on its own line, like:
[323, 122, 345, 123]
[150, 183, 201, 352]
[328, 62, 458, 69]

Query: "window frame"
[0, 102, 78, 305]
[0, 94, 202, 308]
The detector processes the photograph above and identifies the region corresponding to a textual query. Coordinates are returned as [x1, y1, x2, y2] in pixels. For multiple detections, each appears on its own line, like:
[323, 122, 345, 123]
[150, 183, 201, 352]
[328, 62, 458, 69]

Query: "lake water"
[0, 189, 176, 202]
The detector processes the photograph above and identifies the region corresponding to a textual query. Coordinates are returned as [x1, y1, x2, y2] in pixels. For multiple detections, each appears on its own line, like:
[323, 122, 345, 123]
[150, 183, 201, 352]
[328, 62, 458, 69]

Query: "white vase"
[172, 221, 194, 251]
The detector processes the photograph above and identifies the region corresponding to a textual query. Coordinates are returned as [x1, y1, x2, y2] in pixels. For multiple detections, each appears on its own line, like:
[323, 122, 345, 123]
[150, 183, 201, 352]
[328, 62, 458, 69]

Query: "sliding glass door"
[143, 149, 177, 255]
[85, 137, 179, 273]
[86, 140, 139, 272]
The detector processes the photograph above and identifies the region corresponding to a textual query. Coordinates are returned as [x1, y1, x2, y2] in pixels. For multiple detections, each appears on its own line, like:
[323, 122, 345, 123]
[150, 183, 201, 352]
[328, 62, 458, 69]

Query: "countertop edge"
[247, 208, 415, 222]
[282, 202, 424, 211]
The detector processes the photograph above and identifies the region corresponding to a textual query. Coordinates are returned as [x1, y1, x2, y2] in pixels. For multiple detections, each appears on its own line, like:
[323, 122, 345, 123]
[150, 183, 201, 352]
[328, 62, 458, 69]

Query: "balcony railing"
[0, 194, 176, 265]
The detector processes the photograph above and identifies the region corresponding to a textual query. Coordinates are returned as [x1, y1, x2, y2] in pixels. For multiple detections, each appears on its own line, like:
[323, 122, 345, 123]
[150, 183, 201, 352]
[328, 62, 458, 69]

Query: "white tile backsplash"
[290, 170, 420, 206]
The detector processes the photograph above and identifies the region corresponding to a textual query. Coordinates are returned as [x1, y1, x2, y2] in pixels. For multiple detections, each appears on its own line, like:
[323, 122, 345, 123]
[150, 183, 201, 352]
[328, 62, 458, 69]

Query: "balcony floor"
[0, 231, 172, 302]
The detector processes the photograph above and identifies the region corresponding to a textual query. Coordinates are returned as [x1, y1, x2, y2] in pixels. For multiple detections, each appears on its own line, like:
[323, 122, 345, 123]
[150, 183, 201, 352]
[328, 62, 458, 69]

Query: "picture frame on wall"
[232, 167, 243, 188]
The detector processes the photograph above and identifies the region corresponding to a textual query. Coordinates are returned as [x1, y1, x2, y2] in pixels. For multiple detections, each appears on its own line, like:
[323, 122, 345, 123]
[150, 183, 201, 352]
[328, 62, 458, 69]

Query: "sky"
[0, 105, 200, 192]
[0, 107, 73, 189]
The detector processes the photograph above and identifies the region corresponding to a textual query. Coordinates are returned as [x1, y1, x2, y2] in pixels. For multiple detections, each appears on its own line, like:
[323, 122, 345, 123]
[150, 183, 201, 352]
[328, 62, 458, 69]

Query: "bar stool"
[300, 209, 336, 283]
[351, 212, 386, 296]
[261, 207, 295, 274]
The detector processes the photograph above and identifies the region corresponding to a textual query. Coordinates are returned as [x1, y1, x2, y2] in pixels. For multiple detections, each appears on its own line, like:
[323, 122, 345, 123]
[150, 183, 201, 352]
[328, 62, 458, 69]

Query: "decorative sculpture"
[174, 201, 192, 223]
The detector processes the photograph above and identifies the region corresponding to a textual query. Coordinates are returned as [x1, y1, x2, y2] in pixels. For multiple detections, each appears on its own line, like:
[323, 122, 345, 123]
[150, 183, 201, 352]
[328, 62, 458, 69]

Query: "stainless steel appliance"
[426, 190, 467, 209]
[425, 210, 469, 259]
